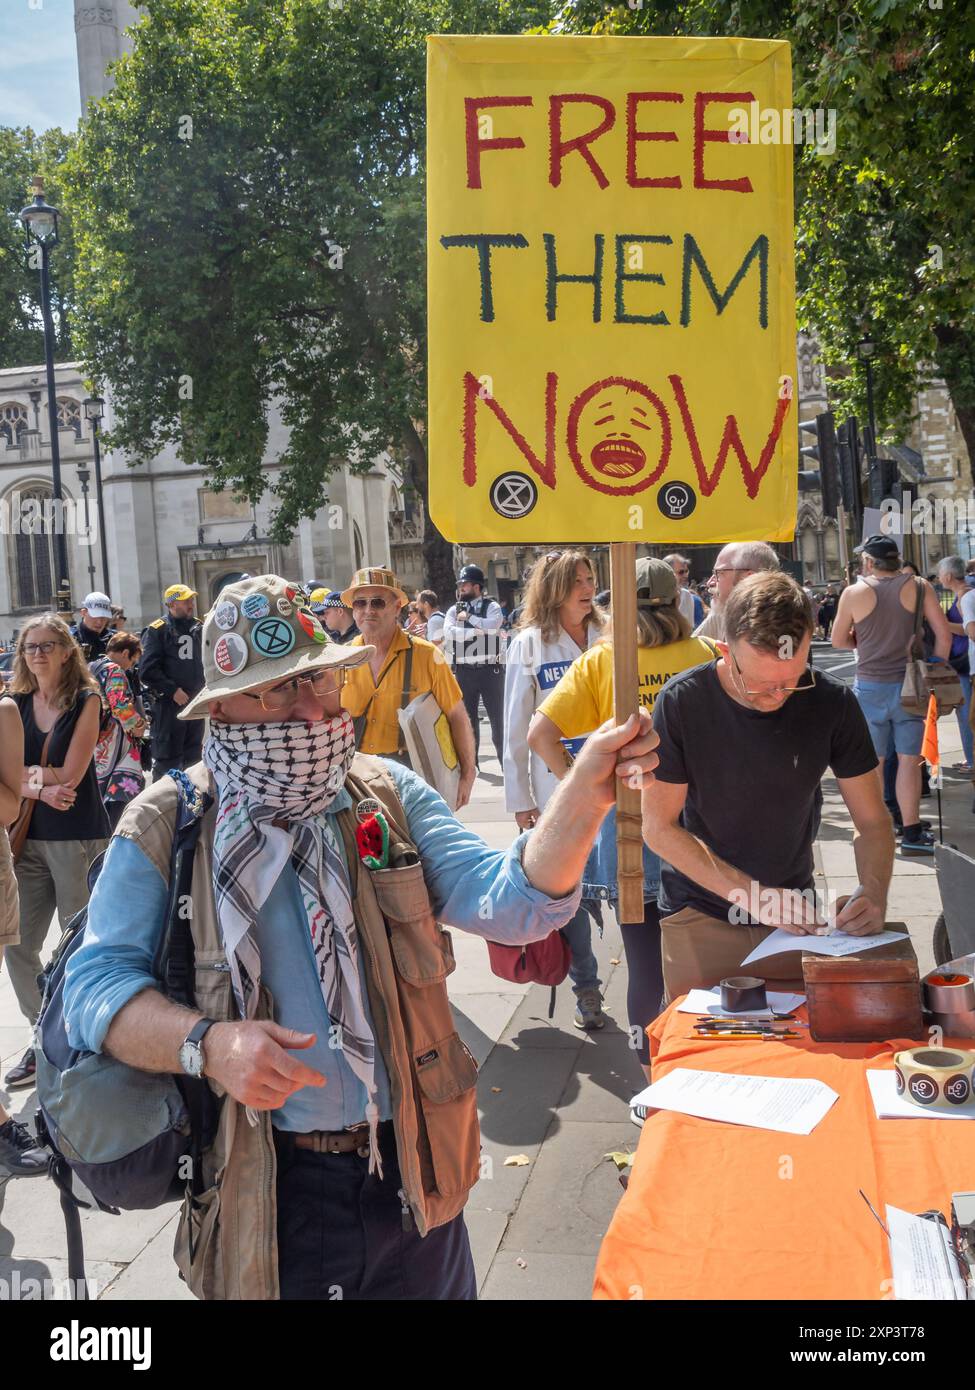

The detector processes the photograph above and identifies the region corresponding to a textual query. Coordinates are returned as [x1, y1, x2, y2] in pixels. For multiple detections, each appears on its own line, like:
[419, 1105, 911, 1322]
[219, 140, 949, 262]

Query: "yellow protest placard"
[427, 35, 797, 544]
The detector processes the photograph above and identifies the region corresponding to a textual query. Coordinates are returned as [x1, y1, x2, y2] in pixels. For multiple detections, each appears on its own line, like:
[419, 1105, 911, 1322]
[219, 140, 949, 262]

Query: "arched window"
[57, 397, 82, 438]
[0, 403, 29, 447]
[7, 484, 55, 610]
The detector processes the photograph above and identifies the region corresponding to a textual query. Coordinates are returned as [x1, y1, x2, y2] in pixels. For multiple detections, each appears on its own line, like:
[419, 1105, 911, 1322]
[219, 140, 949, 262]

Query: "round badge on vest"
[213, 632, 249, 675]
[249, 616, 296, 658]
[241, 593, 271, 621]
[213, 600, 238, 631]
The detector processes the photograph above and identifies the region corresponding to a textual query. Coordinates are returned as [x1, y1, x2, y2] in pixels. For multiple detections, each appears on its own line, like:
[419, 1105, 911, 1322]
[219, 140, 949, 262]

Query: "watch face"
[179, 1040, 203, 1078]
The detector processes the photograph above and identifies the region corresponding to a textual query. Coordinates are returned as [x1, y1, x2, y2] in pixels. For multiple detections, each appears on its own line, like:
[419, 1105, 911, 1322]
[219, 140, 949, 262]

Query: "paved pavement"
[1, 679, 972, 1300]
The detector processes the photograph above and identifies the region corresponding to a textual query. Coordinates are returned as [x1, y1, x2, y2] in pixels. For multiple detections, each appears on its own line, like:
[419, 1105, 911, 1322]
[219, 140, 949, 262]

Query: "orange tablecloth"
[593, 1000, 975, 1300]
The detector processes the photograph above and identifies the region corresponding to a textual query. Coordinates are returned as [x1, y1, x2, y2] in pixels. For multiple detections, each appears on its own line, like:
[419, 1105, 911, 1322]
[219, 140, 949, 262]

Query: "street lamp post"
[83, 395, 111, 591]
[76, 464, 97, 590]
[19, 177, 71, 612]
[857, 336, 878, 454]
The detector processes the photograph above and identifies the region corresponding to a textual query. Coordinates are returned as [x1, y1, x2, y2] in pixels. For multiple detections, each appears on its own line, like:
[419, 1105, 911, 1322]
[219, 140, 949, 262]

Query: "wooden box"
[802, 930, 925, 1043]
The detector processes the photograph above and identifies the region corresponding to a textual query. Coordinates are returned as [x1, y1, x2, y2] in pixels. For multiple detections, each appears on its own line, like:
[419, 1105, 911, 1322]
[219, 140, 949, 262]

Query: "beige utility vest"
[115, 755, 481, 1300]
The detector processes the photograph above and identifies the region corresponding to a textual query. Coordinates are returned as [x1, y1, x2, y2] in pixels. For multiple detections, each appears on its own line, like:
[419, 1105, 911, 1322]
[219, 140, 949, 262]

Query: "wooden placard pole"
[610, 542, 644, 924]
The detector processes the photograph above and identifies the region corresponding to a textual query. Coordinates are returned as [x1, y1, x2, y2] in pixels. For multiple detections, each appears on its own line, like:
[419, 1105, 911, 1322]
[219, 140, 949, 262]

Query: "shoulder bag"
[901, 579, 963, 716]
[9, 729, 53, 863]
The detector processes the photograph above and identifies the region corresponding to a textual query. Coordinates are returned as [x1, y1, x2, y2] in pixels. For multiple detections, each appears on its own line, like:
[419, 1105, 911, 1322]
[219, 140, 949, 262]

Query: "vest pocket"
[174, 1183, 224, 1301]
[371, 864, 456, 985]
[413, 1032, 480, 1197]
[192, 952, 234, 1021]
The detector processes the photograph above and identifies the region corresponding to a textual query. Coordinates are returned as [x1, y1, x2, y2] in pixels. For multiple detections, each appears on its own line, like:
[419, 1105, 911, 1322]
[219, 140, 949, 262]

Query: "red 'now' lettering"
[460, 371, 791, 499]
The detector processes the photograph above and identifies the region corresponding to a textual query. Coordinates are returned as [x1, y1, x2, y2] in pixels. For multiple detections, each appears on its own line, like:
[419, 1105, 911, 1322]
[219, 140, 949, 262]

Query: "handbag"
[9, 730, 53, 863]
[485, 931, 571, 1019]
[901, 580, 964, 716]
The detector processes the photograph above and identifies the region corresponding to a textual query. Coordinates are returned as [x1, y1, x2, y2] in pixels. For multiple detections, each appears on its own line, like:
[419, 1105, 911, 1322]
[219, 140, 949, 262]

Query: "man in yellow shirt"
[340, 567, 477, 808]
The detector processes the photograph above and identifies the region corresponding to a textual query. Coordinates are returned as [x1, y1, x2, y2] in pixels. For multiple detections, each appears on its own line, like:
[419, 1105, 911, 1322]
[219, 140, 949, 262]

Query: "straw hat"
[178, 573, 374, 721]
[340, 566, 409, 609]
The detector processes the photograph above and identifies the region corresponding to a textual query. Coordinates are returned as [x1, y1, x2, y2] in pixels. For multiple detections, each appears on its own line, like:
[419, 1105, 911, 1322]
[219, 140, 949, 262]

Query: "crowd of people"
[0, 540, 973, 1301]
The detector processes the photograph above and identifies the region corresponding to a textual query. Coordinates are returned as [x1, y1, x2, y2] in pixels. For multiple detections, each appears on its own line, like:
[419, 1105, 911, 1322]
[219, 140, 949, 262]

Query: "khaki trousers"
[660, 905, 807, 1003]
[7, 837, 107, 1024]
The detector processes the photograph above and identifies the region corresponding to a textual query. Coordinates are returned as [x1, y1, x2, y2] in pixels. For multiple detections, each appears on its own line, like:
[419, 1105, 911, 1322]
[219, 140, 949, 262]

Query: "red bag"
[485, 931, 571, 1017]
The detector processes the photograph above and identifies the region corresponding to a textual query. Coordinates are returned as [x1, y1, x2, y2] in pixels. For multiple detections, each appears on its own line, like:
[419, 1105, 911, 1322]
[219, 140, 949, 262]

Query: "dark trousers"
[273, 1126, 477, 1301]
[619, 900, 664, 1066]
[455, 664, 504, 763]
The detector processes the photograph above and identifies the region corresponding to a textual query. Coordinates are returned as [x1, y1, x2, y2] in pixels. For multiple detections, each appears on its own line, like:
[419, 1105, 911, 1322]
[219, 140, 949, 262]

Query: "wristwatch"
[178, 1018, 217, 1079]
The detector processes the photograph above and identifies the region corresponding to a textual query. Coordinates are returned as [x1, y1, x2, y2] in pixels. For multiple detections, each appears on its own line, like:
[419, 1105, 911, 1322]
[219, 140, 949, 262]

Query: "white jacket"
[502, 625, 595, 813]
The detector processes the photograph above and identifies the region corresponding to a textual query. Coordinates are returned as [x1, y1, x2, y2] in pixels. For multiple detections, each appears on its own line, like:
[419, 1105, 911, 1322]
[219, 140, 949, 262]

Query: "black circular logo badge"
[894, 1066, 905, 1096]
[490, 472, 538, 520]
[945, 1073, 971, 1105]
[656, 480, 697, 520]
[249, 616, 296, 658]
[908, 1073, 938, 1105]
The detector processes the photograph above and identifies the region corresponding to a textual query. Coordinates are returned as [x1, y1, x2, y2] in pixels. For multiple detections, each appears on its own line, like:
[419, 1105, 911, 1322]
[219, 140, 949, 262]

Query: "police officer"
[310, 588, 359, 644]
[443, 564, 506, 765]
[140, 583, 204, 779]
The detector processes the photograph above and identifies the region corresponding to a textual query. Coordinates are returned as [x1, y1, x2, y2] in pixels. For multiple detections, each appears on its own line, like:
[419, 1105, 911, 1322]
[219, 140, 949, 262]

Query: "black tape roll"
[721, 976, 767, 1012]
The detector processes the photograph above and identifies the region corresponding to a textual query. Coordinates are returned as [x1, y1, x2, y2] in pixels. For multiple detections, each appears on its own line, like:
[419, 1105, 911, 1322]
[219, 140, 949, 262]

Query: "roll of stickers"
[720, 976, 767, 1013]
[923, 971, 975, 1014]
[894, 1047, 975, 1114]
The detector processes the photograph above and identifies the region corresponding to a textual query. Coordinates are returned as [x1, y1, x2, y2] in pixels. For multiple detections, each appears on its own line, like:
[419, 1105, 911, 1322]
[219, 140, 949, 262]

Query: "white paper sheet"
[886, 1205, 968, 1299]
[866, 1070, 975, 1121]
[740, 928, 906, 967]
[629, 1068, 838, 1135]
[676, 987, 806, 1018]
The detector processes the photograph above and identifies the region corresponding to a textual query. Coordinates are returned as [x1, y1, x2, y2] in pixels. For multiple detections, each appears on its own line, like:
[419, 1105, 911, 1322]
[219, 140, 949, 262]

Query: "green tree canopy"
[0, 126, 77, 369]
[64, 0, 548, 598]
[556, 0, 975, 480]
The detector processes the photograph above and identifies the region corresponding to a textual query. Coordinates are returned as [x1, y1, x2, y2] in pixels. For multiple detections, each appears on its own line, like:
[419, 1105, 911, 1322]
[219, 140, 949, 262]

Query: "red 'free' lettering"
[464, 96, 534, 189]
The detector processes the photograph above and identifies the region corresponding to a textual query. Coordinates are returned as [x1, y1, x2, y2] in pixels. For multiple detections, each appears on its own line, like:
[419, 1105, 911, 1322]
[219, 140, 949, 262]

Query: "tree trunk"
[401, 419, 456, 606]
[933, 323, 975, 489]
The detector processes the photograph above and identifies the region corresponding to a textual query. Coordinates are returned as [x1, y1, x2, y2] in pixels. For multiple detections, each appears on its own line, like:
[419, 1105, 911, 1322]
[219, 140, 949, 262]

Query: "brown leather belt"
[291, 1127, 371, 1156]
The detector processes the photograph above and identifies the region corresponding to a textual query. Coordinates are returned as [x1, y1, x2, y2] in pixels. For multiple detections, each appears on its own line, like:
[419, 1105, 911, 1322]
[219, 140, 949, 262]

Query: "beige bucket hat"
[178, 573, 374, 721]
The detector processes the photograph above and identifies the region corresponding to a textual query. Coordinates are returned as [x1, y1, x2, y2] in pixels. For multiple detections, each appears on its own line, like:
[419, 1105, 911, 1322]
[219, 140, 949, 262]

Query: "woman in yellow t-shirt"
[528, 558, 715, 1082]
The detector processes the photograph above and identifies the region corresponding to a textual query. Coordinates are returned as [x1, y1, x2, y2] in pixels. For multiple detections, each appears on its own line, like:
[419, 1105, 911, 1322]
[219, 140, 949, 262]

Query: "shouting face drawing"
[567, 376, 671, 496]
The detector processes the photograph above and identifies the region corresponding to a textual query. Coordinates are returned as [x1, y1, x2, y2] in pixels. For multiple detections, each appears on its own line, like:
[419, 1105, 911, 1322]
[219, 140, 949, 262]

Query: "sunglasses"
[352, 596, 390, 612]
[243, 667, 347, 712]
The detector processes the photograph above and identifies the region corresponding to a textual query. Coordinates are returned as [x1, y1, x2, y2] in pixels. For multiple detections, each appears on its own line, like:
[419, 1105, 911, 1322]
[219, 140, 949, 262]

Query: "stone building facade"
[0, 3, 398, 638]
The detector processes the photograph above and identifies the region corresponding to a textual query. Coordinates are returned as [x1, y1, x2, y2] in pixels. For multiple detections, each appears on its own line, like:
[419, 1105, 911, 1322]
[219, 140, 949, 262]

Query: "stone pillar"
[74, 2, 141, 111]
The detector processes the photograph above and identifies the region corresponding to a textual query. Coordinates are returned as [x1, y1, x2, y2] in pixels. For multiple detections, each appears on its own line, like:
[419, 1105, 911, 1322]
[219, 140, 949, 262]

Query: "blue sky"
[0, 0, 82, 132]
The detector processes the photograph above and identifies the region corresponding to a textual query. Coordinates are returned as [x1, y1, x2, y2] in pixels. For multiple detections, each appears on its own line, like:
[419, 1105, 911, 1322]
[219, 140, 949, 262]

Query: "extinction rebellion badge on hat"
[178, 573, 375, 721]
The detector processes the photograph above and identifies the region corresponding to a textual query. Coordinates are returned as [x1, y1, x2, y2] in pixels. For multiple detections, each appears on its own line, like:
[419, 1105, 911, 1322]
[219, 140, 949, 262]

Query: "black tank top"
[14, 690, 110, 842]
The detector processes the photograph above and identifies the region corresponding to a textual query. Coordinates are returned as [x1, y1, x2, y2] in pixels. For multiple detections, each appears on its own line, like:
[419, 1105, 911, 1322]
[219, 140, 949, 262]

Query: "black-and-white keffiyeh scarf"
[203, 713, 384, 1171]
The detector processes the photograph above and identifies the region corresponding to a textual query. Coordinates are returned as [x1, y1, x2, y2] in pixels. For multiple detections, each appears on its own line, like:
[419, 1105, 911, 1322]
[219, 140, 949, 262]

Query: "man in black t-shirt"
[642, 572, 894, 1000]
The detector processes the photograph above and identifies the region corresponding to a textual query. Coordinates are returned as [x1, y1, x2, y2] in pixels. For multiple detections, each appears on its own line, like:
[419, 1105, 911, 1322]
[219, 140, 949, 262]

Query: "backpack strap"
[154, 769, 217, 1206]
[909, 577, 926, 660]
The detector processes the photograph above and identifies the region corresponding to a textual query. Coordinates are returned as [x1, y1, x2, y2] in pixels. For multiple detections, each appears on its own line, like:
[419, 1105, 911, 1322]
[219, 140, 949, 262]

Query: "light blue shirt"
[63, 762, 580, 1132]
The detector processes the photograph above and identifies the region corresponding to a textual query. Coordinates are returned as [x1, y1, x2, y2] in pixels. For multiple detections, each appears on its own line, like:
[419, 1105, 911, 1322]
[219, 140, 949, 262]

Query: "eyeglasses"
[711, 566, 752, 578]
[729, 648, 817, 699]
[352, 596, 390, 612]
[244, 668, 347, 712]
[24, 641, 60, 655]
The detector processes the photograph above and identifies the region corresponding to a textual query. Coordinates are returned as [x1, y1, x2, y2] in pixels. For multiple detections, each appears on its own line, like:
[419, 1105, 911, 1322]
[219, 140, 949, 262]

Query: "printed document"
[741, 928, 906, 968]
[629, 1068, 838, 1136]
